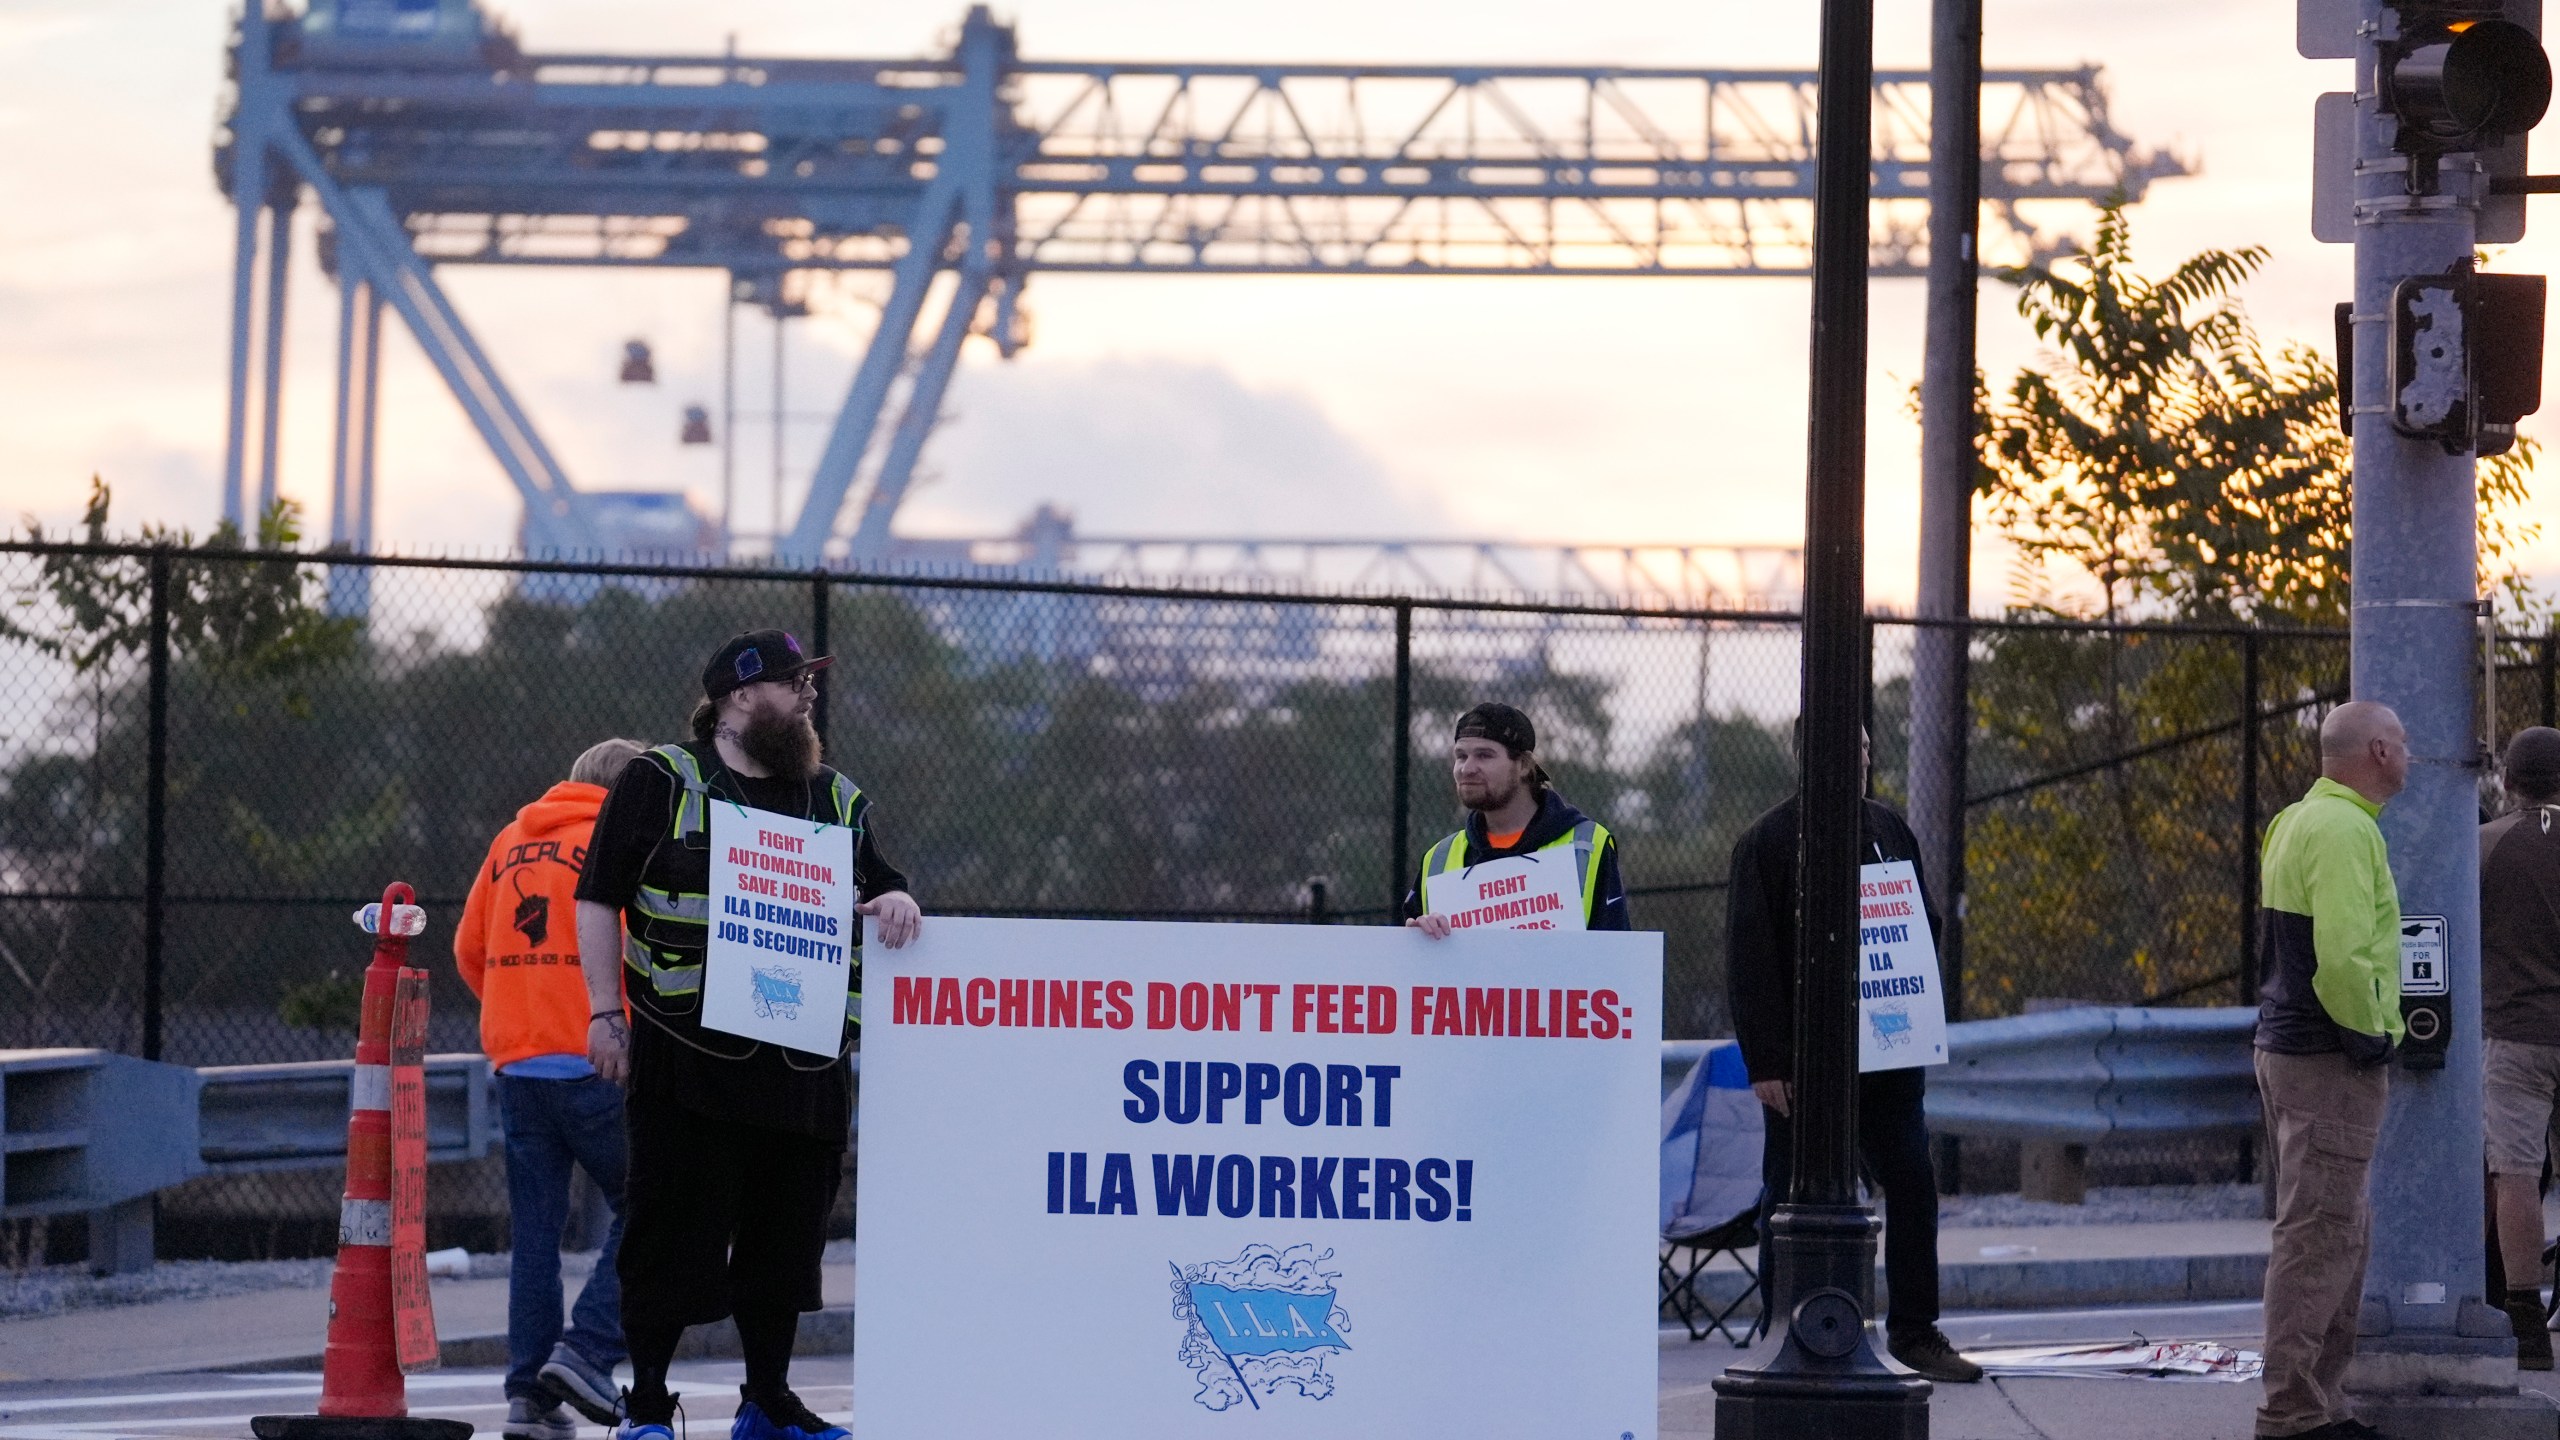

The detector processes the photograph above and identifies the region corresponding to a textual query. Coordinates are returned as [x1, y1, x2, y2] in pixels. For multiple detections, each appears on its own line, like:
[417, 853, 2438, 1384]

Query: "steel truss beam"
[221, 2, 2187, 562]
[888, 526, 1808, 611]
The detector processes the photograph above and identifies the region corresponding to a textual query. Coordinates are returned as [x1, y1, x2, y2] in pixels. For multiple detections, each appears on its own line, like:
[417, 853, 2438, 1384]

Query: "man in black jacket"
[1725, 727, 1978, 1383]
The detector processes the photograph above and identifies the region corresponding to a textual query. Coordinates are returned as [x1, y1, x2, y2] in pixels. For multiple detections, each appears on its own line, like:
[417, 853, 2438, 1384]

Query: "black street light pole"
[1713, 0, 1931, 1428]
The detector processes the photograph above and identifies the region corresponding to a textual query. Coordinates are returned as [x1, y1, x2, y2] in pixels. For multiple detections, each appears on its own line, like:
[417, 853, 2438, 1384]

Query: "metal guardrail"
[195, 1053, 495, 1173]
[1661, 1006, 2260, 1143]
[27, 1007, 2244, 1189]
[1925, 1006, 2259, 1141]
[0, 1047, 494, 1274]
[24, 1007, 2241, 1232]
[0, 1050, 202, 1218]
[1, 1048, 203, 1274]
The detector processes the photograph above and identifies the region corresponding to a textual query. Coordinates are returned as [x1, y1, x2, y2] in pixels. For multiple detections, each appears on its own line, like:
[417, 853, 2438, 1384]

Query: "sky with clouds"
[1, 1, 2551, 609]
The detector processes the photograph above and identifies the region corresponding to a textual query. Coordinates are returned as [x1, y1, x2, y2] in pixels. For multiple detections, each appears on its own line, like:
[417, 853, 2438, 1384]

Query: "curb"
[1679, 1250, 2268, 1318]
[254, 1308, 862, 1373]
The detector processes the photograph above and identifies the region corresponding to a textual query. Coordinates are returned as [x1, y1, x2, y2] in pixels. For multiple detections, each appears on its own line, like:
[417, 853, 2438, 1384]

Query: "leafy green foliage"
[2, 478, 360, 681]
[1979, 202, 2538, 624]
[1956, 207, 2437, 1014]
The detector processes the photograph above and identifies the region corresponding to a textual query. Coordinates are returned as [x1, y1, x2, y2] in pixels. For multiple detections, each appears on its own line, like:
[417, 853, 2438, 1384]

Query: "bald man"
[2252, 700, 2409, 1440]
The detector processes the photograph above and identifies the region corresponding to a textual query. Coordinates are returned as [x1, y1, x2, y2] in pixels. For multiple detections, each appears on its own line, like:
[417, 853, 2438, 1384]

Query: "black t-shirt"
[576, 746, 910, 1141]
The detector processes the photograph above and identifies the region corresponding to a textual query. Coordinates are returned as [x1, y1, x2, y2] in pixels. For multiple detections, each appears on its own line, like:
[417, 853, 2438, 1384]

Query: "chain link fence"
[3, 541, 2519, 1253]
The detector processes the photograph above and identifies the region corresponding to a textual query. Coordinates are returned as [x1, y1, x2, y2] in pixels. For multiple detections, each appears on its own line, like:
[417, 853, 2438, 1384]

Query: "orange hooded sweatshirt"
[455, 781, 618, 1070]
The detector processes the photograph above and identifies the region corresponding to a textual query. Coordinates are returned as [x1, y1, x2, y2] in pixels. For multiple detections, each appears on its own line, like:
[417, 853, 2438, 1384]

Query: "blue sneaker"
[732, 1389, 848, 1440]
[611, 1388, 678, 1440]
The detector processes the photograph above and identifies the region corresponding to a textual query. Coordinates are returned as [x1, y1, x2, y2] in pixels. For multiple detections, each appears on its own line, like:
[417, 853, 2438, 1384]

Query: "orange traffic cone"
[254, 883, 471, 1440]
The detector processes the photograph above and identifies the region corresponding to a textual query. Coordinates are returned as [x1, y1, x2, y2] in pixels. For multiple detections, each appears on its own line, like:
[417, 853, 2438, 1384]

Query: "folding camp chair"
[1659, 1040, 1766, 1345]
[1660, 1209, 1765, 1345]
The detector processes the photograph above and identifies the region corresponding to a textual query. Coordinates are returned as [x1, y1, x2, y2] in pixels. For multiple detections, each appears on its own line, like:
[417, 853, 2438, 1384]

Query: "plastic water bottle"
[353, 903, 429, 937]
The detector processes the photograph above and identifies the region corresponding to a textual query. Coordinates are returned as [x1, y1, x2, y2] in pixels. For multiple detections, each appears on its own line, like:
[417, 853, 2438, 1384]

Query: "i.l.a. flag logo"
[1169, 1245, 1351, 1411]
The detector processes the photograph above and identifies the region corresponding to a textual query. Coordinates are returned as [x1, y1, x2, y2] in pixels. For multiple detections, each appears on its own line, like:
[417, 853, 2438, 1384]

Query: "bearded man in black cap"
[574, 629, 920, 1439]
[1405, 702, 1630, 935]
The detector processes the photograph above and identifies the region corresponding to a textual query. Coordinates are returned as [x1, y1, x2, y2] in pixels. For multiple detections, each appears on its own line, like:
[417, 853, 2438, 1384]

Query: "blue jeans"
[497, 1072, 629, 1399]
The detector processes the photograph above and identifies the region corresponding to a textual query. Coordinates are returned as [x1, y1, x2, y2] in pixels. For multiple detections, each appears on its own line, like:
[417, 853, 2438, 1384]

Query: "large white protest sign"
[855, 918, 1662, 1439]
[698, 803, 854, 1056]
[1420, 849, 1586, 932]
[1858, 859, 1947, 1072]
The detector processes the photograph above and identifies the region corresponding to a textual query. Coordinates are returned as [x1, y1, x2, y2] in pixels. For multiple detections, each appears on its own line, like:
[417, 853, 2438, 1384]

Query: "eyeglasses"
[764, 672, 818, 695]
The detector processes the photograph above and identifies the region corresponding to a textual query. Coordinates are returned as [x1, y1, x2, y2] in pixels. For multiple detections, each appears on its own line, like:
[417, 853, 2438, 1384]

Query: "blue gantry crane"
[215, 0, 2186, 565]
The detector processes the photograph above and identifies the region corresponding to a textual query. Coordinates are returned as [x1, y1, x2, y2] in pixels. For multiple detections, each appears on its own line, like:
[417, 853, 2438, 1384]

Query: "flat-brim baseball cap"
[704, 629, 834, 700]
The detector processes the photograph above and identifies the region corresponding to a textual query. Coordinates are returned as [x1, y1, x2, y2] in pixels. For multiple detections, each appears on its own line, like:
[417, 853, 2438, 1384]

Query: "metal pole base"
[1712, 1377, 1932, 1440]
[2339, 1329, 2556, 1439]
[1713, 1204, 1930, 1440]
[250, 1417, 473, 1440]
[2347, 1392, 2559, 1439]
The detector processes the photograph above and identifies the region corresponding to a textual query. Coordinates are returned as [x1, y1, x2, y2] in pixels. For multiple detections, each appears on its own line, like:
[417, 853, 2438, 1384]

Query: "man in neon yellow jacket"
[2253, 700, 2408, 1440]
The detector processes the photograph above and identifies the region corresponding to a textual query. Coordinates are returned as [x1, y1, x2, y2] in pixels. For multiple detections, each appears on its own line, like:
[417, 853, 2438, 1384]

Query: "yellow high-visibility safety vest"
[1417, 818, 1611, 925]
[622, 742, 865, 1022]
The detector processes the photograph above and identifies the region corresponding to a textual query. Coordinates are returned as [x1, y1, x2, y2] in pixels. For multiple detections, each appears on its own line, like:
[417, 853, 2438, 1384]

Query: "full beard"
[739, 707, 822, 780]
[1460, 779, 1519, 814]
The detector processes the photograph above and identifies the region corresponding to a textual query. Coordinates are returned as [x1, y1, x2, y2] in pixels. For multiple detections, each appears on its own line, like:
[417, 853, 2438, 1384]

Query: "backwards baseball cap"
[1454, 702, 1536, 755]
[703, 629, 833, 701]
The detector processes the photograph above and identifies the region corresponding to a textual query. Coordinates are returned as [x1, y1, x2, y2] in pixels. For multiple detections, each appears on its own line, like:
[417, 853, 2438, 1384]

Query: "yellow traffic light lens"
[2392, 19, 2552, 146]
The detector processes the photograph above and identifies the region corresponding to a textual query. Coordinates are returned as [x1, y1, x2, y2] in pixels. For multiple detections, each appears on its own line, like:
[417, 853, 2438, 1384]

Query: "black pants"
[1755, 1065, 1941, 1332]
[617, 1091, 844, 1331]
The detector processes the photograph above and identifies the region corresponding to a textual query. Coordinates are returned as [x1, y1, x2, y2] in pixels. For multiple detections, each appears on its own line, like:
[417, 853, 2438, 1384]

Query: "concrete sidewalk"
[1679, 1216, 2273, 1318]
[0, 1265, 857, 1382]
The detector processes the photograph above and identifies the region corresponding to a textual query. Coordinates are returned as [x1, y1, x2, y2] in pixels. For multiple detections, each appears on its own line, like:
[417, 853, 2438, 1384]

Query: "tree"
[0, 483, 362, 1053]
[1949, 206, 2539, 1015]
[3, 478, 359, 681]
[1978, 201, 2537, 625]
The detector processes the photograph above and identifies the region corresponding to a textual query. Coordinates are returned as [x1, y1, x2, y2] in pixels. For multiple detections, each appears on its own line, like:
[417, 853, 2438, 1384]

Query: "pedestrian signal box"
[2387, 267, 2549, 455]
[2400, 915, 2450, 1070]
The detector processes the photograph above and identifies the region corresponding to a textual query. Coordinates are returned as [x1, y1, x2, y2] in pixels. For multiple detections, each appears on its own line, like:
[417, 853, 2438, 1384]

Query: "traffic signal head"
[2384, 9, 2553, 156]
